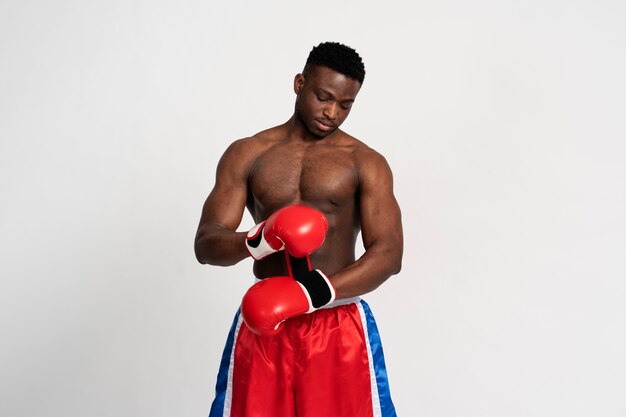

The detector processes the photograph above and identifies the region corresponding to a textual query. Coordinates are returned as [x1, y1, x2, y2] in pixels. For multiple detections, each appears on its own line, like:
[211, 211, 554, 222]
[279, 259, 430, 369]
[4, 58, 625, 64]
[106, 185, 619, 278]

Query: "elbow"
[194, 237, 239, 267]
[194, 236, 213, 265]
[389, 256, 402, 276]
[194, 251, 207, 265]
[194, 245, 222, 266]
[388, 247, 403, 276]
[392, 259, 402, 275]
[371, 243, 402, 278]
[194, 242, 207, 264]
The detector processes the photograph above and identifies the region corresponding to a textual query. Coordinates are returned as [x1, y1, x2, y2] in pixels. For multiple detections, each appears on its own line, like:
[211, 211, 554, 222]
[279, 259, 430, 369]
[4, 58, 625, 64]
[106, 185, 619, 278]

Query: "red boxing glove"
[241, 270, 336, 337]
[245, 205, 328, 260]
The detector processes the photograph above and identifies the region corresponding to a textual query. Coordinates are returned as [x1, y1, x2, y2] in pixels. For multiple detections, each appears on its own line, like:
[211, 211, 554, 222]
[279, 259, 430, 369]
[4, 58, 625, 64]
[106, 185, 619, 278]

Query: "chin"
[310, 128, 333, 139]
[309, 122, 336, 138]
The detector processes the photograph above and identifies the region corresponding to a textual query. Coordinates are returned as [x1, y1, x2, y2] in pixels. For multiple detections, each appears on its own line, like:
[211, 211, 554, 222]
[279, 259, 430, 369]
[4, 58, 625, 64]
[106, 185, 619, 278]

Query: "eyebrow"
[317, 88, 355, 103]
[316, 88, 334, 98]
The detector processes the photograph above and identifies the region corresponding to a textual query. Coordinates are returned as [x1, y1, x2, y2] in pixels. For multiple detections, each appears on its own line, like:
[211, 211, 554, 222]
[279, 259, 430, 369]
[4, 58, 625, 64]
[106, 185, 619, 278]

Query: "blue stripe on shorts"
[360, 300, 397, 417]
[208, 309, 241, 417]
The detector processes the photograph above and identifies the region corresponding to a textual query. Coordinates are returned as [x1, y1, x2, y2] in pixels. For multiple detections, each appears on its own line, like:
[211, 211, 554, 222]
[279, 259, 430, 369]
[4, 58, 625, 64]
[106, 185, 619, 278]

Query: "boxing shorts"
[208, 298, 397, 417]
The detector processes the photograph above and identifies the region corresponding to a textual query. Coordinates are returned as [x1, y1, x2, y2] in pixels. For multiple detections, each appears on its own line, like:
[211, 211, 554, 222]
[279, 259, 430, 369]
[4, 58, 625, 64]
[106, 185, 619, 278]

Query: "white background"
[1, 1, 625, 416]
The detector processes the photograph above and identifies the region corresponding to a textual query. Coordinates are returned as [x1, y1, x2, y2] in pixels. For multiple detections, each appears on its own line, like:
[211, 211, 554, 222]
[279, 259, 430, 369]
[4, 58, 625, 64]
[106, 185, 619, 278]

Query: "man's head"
[294, 42, 365, 138]
[303, 42, 365, 85]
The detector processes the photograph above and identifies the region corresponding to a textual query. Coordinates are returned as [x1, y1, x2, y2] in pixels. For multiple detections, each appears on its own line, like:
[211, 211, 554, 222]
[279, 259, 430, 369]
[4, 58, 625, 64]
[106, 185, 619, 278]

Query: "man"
[195, 42, 403, 417]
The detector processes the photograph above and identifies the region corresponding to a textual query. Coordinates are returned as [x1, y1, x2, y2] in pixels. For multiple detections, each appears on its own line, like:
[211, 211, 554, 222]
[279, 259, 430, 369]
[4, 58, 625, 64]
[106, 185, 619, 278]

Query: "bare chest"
[248, 144, 358, 211]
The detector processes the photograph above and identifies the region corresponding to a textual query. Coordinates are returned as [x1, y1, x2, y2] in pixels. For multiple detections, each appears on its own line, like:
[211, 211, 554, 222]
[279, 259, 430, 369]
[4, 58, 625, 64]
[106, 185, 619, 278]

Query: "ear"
[293, 73, 305, 94]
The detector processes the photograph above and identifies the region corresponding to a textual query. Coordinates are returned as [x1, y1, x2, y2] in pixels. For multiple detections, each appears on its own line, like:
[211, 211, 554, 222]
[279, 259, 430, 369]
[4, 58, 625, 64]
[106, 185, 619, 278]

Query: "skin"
[194, 64, 403, 299]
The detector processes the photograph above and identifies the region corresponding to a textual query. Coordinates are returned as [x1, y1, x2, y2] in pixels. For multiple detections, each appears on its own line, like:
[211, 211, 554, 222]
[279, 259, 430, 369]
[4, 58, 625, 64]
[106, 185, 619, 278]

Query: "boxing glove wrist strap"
[287, 255, 336, 309]
[245, 221, 284, 260]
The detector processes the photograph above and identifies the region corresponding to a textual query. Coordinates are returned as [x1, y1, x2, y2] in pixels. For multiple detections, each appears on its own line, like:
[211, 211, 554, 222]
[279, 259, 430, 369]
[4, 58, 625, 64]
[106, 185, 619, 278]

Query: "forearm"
[194, 226, 249, 266]
[329, 245, 402, 299]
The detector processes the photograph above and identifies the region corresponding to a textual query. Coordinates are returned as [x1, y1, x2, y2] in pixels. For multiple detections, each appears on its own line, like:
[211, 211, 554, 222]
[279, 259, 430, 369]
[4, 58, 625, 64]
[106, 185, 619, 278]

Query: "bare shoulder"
[219, 126, 284, 169]
[222, 130, 274, 158]
[335, 130, 393, 179]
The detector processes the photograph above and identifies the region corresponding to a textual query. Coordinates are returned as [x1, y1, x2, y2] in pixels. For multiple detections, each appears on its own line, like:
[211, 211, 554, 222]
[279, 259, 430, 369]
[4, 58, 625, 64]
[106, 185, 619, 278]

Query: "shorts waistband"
[320, 296, 361, 309]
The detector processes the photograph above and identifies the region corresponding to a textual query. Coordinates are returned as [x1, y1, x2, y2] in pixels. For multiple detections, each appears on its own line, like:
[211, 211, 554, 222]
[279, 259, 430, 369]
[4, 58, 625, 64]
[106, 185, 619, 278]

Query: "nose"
[323, 102, 338, 120]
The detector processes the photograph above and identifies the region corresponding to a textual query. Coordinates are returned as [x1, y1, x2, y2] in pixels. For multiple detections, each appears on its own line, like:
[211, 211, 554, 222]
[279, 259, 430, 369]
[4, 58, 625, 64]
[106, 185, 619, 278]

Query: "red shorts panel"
[209, 299, 396, 417]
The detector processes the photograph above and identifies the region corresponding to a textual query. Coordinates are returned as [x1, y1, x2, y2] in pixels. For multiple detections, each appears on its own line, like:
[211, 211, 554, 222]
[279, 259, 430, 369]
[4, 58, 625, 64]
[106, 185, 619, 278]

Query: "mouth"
[314, 119, 336, 132]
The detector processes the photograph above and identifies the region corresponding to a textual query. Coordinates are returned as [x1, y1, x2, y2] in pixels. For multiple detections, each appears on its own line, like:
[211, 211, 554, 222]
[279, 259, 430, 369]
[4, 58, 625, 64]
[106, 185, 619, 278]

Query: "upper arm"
[197, 139, 254, 234]
[358, 149, 403, 266]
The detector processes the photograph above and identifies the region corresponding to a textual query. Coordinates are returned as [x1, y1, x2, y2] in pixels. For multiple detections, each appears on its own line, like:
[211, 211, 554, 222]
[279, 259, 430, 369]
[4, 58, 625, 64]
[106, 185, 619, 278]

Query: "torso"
[243, 124, 368, 278]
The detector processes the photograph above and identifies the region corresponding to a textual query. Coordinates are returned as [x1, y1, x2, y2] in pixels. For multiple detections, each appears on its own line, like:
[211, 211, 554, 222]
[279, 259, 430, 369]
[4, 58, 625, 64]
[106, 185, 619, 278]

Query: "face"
[293, 65, 361, 138]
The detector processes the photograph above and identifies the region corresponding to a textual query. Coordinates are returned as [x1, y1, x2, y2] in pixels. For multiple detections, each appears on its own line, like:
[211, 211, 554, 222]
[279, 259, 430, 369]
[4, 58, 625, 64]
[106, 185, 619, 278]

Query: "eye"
[316, 94, 328, 102]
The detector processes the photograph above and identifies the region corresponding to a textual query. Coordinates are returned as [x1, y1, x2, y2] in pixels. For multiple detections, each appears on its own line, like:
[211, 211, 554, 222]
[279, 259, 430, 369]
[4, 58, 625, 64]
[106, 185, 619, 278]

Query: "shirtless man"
[195, 42, 403, 417]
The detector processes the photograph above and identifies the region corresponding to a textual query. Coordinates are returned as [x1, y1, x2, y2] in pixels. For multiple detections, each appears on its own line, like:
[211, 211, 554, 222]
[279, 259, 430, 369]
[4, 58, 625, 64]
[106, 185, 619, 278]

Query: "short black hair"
[304, 42, 365, 84]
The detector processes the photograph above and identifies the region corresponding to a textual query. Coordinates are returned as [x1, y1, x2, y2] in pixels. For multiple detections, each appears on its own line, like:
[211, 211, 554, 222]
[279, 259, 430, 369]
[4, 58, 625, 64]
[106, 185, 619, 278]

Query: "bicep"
[358, 153, 403, 254]
[197, 141, 251, 233]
